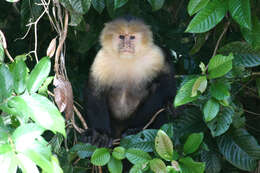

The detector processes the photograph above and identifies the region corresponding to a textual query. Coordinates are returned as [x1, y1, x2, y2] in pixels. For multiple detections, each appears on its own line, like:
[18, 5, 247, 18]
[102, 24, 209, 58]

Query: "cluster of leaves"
[71, 126, 205, 173]
[0, 49, 66, 172]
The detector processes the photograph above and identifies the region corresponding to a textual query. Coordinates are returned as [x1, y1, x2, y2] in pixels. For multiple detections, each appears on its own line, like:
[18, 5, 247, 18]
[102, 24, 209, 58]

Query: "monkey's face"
[112, 32, 142, 59]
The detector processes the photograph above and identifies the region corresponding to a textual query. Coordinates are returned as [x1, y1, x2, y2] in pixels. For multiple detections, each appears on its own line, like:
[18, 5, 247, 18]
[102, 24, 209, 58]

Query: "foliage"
[1, 0, 260, 172]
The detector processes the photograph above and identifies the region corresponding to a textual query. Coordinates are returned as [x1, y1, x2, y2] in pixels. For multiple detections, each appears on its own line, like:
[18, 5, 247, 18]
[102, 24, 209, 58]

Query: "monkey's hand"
[122, 128, 142, 137]
[80, 128, 113, 148]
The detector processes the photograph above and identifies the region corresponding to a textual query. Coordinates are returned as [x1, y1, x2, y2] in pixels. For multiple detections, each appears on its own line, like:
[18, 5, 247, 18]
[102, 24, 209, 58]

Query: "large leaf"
[69, 0, 91, 14]
[112, 146, 126, 160]
[230, 128, 260, 159]
[149, 158, 167, 173]
[174, 107, 205, 137]
[174, 77, 199, 107]
[203, 99, 220, 122]
[12, 60, 27, 94]
[187, 0, 209, 16]
[120, 129, 157, 152]
[108, 157, 123, 173]
[92, 0, 105, 14]
[114, 0, 128, 9]
[208, 54, 234, 79]
[70, 143, 97, 159]
[0, 64, 14, 101]
[183, 133, 204, 155]
[185, 0, 227, 33]
[219, 41, 260, 67]
[126, 148, 151, 164]
[228, 0, 251, 29]
[0, 152, 18, 173]
[26, 57, 51, 94]
[200, 151, 222, 173]
[91, 148, 110, 166]
[210, 80, 230, 100]
[16, 153, 39, 173]
[8, 94, 66, 136]
[207, 107, 234, 137]
[217, 132, 257, 171]
[155, 130, 173, 161]
[147, 0, 165, 11]
[241, 17, 260, 49]
[12, 123, 45, 151]
[179, 157, 205, 173]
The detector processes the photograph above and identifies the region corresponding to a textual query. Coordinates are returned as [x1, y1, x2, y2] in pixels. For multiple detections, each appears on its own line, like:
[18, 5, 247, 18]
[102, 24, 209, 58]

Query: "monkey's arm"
[83, 83, 113, 147]
[129, 70, 176, 128]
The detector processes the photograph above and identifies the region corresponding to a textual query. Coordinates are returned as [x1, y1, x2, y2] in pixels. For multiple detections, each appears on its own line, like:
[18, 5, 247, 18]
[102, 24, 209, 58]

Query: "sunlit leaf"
[203, 99, 220, 122]
[91, 148, 110, 166]
[188, 0, 209, 16]
[183, 133, 204, 155]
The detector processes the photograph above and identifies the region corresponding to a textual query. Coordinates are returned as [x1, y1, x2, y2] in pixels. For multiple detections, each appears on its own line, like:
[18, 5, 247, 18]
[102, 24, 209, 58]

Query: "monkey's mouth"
[120, 49, 134, 54]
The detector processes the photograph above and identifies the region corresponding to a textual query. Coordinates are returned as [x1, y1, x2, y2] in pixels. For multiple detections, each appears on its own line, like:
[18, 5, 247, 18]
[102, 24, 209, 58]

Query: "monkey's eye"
[119, 35, 125, 40]
[130, 36, 135, 40]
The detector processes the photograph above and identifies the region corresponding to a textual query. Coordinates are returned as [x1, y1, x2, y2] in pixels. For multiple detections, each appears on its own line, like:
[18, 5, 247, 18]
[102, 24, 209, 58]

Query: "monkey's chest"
[108, 87, 149, 120]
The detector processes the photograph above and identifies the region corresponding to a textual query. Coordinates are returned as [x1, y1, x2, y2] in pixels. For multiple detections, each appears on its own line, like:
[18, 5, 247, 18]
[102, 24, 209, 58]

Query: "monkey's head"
[100, 18, 153, 58]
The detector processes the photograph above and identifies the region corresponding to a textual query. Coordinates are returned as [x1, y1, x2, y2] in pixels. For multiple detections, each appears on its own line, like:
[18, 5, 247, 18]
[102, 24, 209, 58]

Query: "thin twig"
[244, 109, 260, 116]
[74, 105, 88, 129]
[143, 108, 166, 130]
[0, 30, 14, 62]
[54, 9, 68, 74]
[212, 21, 230, 58]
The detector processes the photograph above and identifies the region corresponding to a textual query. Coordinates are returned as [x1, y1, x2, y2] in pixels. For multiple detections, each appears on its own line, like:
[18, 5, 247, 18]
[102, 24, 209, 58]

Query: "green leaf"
[0, 144, 12, 154]
[185, 0, 227, 33]
[126, 148, 151, 164]
[155, 130, 173, 161]
[161, 123, 174, 138]
[207, 107, 234, 137]
[91, 148, 110, 166]
[241, 17, 260, 49]
[210, 80, 230, 100]
[12, 60, 27, 94]
[106, 0, 115, 18]
[129, 162, 148, 173]
[147, 0, 165, 11]
[114, 0, 128, 9]
[179, 157, 205, 173]
[0, 64, 14, 101]
[0, 152, 18, 173]
[217, 131, 257, 171]
[174, 107, 205, 137]
[174, 77, 200, 107]
[228, 0, 251, 29]
[112, 147, 126, 160]
[183, 133, 204, 155]
[219, 41, 260, 67]
[50, 155, 63, 173]
[191, 76, 207, 97]
[108, 157, 123, 173]
[230, 128, 260, 159]
[12, 124, 45, 151]
[26, 57, 51, 94]
[20, 140, 54, 173]
[201, 151, 222, 173]
[69, 0, 91, 14]
[70, 143, 96, 159]
[5, 0, 20, 3]
[149, 158, 167, 173]
[187, 0, 209, 16]
[8, 94, 66, 136]
[203, 99, 220, 122]
[92, 0, 105, 14]
[120, 129, 157, 152]
[0, 43, 4, 62]
[208, 54, 234, 79]
[16, 153, 39, 173]
[38, 76, 54, 96]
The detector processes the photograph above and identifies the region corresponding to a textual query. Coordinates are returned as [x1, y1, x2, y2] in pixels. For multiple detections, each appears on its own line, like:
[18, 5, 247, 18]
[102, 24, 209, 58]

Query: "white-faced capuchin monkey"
[83, 16, 176, 147]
